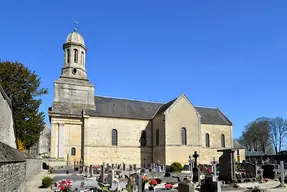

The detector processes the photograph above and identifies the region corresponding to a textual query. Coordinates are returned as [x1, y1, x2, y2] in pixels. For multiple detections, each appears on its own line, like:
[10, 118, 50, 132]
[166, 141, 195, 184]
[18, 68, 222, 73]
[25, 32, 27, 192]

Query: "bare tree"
[269, 117, 287, 154]
[237, 117, 271, 154]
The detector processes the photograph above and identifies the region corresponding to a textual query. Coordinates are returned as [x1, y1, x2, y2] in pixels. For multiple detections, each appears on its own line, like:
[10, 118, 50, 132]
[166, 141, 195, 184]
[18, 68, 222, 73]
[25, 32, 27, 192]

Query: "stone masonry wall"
[0, 162, 26, 192]
[0, 141, 26, 192]
[0, 85, 16, 148]
[22, 153, 43, 179]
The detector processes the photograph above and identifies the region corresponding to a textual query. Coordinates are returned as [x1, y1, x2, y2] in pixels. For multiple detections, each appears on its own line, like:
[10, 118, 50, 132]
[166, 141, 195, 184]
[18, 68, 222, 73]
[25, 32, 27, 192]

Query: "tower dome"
[66, 29, 85, 46]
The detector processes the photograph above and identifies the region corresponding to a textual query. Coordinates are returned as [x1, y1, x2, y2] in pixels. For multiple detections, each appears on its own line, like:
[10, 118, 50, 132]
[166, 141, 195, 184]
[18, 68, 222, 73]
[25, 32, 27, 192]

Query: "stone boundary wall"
[0, 85, 17, 148]
[0, 141, 26, 192]
[22, 152, 43, 179]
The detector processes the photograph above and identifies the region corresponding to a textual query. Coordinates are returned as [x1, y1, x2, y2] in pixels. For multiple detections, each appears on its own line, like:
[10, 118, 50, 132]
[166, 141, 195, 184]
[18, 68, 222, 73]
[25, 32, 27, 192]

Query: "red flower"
[165, 183, 173, 189]
[149, 179, 158, 186]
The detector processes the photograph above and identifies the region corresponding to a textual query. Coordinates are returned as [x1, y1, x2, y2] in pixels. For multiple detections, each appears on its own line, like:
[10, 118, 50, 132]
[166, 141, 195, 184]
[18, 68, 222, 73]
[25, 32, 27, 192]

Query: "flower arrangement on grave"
[55, 179, 73, 192]
[165, 183, 173, 190]
[148, 179, 158, 190]
[142, 175, 149, 184]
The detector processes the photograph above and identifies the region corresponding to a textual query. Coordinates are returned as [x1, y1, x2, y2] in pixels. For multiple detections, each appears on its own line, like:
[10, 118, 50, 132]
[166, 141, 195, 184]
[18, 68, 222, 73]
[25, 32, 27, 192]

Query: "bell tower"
[52, 24, 95, 109]
[61, 25, 87, 79]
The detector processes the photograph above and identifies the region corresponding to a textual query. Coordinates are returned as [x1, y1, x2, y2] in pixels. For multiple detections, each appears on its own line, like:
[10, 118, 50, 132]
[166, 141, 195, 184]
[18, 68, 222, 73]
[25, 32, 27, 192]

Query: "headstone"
[183, 165, 190, 171]
[112, 164, 114, 169]
[165, 165, 171, 173]
[217, 149, 236, 183]
[86, 166, 90, 177]
[210, 157, 218, 182]
[189, 155, 194, 171]
[89, 165, 93, 177]
[273, 161, 287, 188]
[262, 164, 275, 179]
[99, 165, 104, 183]
[129, 165, 133, 171]
[178, 182, 195, 192]
[192, 151, 199, 182]
[123, 163, 126, 171]
[133, 164, 136, 171]
[108, 170, 115, 186]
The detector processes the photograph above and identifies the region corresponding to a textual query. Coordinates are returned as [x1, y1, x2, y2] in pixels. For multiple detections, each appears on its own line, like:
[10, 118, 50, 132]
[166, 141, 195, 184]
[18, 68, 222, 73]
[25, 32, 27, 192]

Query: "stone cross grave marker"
[273, 161, 287, 188]
[210, 157, 218, 182]
[192, 151, 199, 182]
[188, 155, 194, 171]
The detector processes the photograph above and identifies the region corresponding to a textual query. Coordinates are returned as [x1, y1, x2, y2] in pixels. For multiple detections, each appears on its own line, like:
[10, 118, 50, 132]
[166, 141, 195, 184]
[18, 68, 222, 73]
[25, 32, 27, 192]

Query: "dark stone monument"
[262, 164, 275, 179]
[192, 151, 199, 182]
[217, 149, 236, 183]
[99, 165, 104, 183]
[123, 163, 126, 171]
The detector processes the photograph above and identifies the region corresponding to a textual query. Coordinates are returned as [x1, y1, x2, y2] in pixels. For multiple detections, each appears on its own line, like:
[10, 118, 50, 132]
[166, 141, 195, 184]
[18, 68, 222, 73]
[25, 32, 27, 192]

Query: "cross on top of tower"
[74, 20, 78, 31]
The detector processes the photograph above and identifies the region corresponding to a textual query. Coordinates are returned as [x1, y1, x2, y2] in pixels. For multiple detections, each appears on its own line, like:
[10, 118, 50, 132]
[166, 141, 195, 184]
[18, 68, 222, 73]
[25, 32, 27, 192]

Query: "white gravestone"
[211, 157, 218, 182]
[108, 170, 115, 186]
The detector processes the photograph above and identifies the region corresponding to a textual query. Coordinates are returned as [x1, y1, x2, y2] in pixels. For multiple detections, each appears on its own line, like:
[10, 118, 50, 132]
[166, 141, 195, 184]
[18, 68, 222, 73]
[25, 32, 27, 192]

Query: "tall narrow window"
[74, 49, 78, 63]
[141, 130, 146, 146]
[81, 51, 84, 64]
[71, 147, 76, 156]
[156, 129, 159, 146]
[221, 134, 225, 148]
[112, 129, 118, 146]
[181, 127, 187, 145]
[67, 49, 70, 63]
[205, 133, 210, 147]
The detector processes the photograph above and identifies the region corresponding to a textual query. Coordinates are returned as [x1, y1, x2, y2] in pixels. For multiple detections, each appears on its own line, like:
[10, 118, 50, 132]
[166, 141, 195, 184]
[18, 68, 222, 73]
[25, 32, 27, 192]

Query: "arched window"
[156, 129, 159, 146]
[74, 49, 78, 63]
[67, 49, 70, 63]
[71, 147, 76, 156]
[205, 133, 210, 147]
[112, 129, 118, 146]
[221, 134, 225, 148]
[81, 51, 84, 64]
[141, 130, 146, 146]
[181, 127, 187, 145]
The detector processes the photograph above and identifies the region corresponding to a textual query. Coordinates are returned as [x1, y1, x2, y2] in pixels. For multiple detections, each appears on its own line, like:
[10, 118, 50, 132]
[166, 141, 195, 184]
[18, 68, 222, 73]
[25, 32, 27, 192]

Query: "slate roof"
[195, 107, 232, 126]
[84, 96, 232, 125]
[85, 96, 163, 120]
[233, 140, 245, 149]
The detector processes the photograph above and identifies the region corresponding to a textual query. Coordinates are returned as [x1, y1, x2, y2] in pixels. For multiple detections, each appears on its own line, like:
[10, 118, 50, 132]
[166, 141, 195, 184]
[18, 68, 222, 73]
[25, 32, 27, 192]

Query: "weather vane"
[74, 20, 78, 31]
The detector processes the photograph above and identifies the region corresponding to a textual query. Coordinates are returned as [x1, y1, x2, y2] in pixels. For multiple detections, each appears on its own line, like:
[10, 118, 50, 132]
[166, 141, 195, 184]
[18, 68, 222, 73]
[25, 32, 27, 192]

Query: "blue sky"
[1, 1, 287, 139]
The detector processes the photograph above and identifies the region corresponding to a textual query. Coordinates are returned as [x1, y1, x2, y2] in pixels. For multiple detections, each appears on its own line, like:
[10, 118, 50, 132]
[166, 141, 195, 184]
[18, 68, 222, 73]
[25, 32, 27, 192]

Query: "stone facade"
[49, 29, 243, 167]
[0, 85, 16, 148]
[38, 125, 51, 157]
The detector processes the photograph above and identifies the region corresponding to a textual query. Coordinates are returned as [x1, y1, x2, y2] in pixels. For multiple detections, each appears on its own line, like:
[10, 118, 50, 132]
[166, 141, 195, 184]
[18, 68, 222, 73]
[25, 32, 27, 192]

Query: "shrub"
[42, 176, 53, 188]
[170, 162, 183, 172]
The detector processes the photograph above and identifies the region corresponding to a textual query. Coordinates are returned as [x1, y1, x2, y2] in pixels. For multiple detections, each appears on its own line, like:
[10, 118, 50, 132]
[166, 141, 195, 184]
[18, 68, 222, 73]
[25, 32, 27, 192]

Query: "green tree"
[0, 61, 48, 149]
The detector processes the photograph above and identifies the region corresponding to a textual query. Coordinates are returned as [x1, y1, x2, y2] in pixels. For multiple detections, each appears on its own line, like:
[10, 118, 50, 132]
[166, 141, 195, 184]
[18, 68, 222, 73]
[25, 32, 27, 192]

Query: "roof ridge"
[94, 95, 165, 104]
[194, 105, 217, 109]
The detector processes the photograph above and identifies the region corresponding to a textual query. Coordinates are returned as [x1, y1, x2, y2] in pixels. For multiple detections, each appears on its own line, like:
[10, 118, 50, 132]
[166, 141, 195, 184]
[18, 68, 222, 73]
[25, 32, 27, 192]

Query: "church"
[48, 28, 245, 166]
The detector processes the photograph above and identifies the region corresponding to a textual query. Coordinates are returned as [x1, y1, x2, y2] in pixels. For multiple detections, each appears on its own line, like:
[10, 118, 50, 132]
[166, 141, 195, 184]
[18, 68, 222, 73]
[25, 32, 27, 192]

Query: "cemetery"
[41, 150, 287, 192]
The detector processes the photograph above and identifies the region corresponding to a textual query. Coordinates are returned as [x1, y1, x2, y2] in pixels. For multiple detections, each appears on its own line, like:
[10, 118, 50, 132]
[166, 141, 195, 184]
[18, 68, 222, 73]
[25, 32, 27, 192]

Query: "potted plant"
[148, 179, 158, 191]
